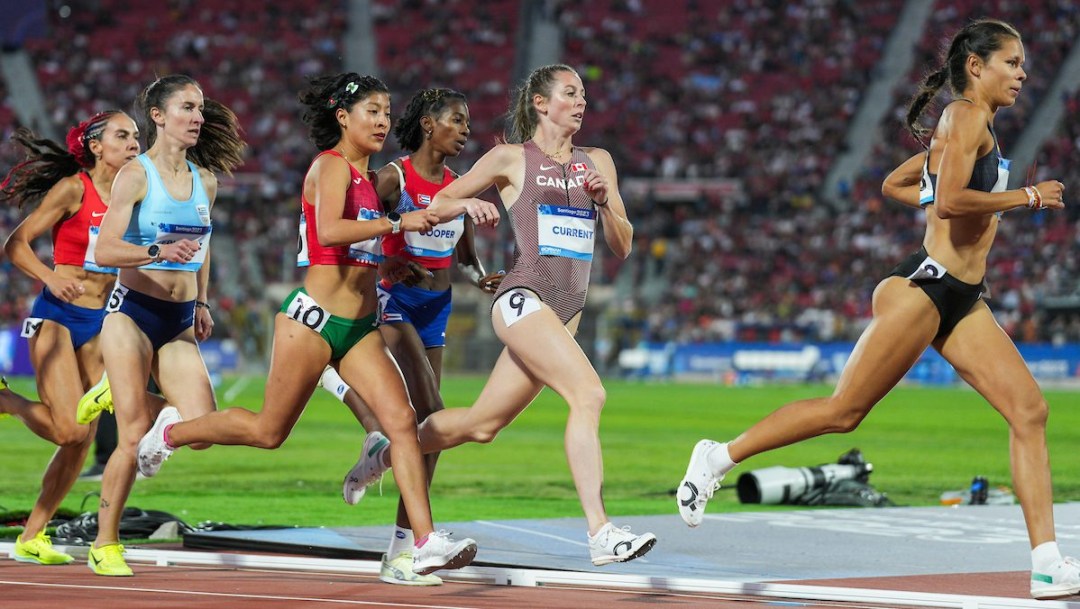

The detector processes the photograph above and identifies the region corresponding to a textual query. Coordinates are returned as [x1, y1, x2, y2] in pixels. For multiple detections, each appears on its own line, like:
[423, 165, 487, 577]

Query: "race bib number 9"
[498, 289, 541, 328]
[285, 291, 330, 333]
[905, 255, 948, 281]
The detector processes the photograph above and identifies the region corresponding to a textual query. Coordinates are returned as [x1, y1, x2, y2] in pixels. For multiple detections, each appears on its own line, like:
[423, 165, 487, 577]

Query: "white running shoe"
[588, 522, 657, 566]
[1032, 556, 1080, 599]
[137, 406, 182, 477]
[677, 439, 724, 527]
[342, 431, 390, 505]
[380, 551, 443, 586]
[412, 530, 477, 575]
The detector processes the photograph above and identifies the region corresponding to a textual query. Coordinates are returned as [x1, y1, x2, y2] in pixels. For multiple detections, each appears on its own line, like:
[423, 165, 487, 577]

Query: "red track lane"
[0, 560, 920, 609]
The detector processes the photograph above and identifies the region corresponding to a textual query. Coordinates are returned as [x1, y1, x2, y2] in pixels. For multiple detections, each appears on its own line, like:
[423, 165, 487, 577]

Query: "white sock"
[388, 526, 414, 559]
[320, 366, 351, 403]
[706, 442, 737, 476]
[1033, 541, 1063, 572]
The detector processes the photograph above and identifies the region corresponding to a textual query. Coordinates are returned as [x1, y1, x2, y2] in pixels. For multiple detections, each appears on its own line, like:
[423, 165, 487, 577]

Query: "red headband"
[65, 112, 114, 168]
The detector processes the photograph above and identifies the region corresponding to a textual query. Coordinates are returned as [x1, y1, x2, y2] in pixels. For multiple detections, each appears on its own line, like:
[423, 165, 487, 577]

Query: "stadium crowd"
[2, 0, 1079, 359]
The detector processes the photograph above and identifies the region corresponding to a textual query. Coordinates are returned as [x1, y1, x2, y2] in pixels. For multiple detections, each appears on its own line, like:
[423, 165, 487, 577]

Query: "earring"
[425, 131, 432, 139]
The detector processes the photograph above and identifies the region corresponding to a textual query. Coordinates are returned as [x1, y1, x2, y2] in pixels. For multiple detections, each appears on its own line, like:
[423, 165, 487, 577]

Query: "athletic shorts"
[889, 247, 988, 338]
[107, 284, 196, 350]
[24, 288, 107, 350]
[379, 282, 452, 349]
[280, 287, 378, 360]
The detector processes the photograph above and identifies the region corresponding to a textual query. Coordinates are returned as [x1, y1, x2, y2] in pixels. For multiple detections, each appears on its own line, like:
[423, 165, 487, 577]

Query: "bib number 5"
[497, 289, 541, 328]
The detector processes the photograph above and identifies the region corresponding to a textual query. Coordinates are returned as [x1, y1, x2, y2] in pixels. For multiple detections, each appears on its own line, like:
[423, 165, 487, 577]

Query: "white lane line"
[0, 580, 482, 609]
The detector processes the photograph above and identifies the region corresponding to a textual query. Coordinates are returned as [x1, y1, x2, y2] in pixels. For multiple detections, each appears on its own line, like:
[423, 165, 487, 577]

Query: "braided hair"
[393, 88, 468, 152]
[906, 20, 1022, 145]
[1, 111, 122, 208]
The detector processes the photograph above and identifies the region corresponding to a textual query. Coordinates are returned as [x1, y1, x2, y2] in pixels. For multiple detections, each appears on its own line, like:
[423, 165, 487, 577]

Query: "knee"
[414, 395, 445, 422]
[1010, 396, 1049, 432]
[378, 410, 420, 443]
[569, 384, 606, 418]
[251, 423, 289, 450]
[824, 398, 870, 434]
[54, 423, 92, 447]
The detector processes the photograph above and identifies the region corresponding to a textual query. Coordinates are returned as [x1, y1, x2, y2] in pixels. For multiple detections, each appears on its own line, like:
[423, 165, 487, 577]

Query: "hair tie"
[64, 112, 114, 168]
[326, 81, 360, 109]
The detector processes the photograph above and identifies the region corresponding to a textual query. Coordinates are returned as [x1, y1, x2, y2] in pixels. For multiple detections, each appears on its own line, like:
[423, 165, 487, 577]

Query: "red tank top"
[381, 157, 460, 270]
[52, 172, 107, 267]
[298, 150, 385, 268]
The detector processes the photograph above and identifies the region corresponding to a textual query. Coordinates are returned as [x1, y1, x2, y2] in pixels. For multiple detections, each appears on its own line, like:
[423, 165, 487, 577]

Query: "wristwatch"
[147, 244, 161, 262]
[387, 211, 402, 234]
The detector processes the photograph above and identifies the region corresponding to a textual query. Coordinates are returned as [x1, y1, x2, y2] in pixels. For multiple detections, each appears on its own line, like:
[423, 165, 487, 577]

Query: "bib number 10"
[286, 292, 329, 333]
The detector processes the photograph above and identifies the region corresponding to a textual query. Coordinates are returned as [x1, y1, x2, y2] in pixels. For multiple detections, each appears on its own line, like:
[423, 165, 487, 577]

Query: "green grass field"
[3, 375, 1080, 531]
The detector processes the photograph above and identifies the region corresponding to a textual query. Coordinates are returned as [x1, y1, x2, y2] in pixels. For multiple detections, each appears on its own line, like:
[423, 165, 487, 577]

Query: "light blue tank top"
[123, 154, 212, 272]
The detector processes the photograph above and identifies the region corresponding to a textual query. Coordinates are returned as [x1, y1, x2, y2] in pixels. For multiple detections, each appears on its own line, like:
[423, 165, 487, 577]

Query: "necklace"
[536, 140, 572, 164]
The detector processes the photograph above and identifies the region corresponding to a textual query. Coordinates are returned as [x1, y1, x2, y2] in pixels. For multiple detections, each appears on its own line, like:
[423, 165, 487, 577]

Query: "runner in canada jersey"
[403, 65, 656, 567]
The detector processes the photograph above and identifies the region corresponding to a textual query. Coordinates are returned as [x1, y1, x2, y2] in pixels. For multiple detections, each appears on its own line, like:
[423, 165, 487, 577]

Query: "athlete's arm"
[97, 161, 200, 267]
[586, 148, 633, 259]
[429, 144, 515, 226]
[2, 175, 86, 302]
[454, 219, 501, 292]
[312, 155, 436, 246]
[934, 103, 1062, 217]
[374, 161, 403, 208]
[882, 152, 926, 209]
[194, 167, 216, 341]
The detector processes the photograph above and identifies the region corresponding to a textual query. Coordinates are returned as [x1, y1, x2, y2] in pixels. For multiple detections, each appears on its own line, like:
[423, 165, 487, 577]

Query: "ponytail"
[187, 98, 245, 175]
[904, 19, 1021, 145]
[504, 64, 576, 144]
[1, 111, 122, 208]
[905, 67, 950, 144]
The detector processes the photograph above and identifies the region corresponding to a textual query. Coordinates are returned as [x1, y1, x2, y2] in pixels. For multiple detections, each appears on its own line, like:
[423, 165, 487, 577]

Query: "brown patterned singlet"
[492, 140, 599, 324]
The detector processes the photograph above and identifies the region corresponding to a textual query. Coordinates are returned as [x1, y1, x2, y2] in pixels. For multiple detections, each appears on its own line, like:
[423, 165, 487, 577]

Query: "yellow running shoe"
[88, 542, 133, 576]
[14, 531, 74, 565]
[77, 373, 113, 425]
[0, 376, 10, 419]
[380, 551, 443, 586]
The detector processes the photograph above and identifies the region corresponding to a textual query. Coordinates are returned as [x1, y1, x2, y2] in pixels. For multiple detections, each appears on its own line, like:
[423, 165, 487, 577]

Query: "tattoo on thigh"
[100, 498, 111, 508]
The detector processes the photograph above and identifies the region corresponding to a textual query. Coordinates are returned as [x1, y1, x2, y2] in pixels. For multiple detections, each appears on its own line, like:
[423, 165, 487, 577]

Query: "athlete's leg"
[152, 332, 219, 450]
[20, 334, 103, 540]
[165, 314, 326, 449]
[338, 330, 434, 539]
[380, 322, 445, 530]
[419, 296, 609, 532]
[727, 278, 940, 461]
[93, 314, 155, 548]
[2, 322, 93, 444]
[934, 304, 1054, 547]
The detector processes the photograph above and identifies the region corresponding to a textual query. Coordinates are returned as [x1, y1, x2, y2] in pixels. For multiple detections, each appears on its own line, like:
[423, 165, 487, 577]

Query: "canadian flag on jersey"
[570, 162, 588, 172]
